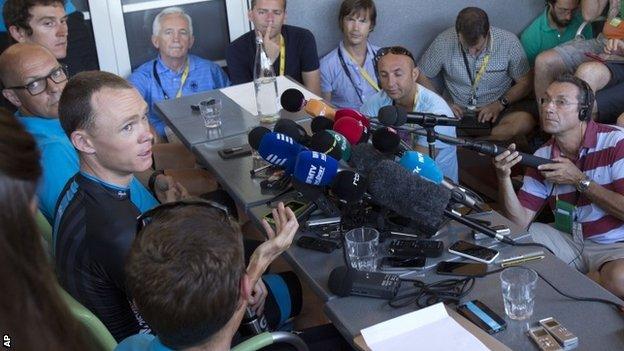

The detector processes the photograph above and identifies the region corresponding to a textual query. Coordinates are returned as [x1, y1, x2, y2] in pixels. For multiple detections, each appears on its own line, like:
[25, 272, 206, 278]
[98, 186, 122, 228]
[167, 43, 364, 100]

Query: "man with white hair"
[129, 6, 230, 141]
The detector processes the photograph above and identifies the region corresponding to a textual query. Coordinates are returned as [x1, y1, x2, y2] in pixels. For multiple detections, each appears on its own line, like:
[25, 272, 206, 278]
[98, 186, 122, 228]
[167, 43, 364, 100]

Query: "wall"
[284, 0, 547, 59]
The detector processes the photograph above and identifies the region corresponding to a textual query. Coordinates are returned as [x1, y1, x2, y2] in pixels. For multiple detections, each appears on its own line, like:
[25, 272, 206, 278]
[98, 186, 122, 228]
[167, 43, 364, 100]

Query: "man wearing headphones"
[494, 74, 624, 297]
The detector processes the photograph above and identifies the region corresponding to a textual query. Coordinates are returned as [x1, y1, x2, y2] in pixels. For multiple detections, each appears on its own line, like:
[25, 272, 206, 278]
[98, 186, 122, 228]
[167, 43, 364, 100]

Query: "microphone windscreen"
[372, 127, 401, 153]
[258, 132, 303, 172]
[305, 99, 336, 119]
[248, 126, 271, 150]
[280, 89, 305, 112]
[399, 151, 443, 184]
[331, 170, 368, 203]
[293, 150, 339, 186]
[368, 160, 450, 231]
[328, 266, 354, 297]
[311, 116, 334, 134]
[326, 130, 351, 161]
[349, 143, 390, 175]
[378, 105, 407, 126]
[274, 118, 309, 145]
[309, 131, 343, 160]
[333, 117, 364, 145]
[335, 109, 371, 128]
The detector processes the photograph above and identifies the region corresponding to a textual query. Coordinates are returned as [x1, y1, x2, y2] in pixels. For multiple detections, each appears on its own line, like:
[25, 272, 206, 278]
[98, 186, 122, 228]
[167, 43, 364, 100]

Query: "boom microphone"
[280, 88, 336, 118]
[378, 105, 460, 127]
[348, 143, 391, 175]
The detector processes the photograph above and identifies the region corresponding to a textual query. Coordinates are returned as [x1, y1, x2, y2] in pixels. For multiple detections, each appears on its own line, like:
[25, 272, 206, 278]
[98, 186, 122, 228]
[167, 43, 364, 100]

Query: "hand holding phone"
[448, 240, 499, 264]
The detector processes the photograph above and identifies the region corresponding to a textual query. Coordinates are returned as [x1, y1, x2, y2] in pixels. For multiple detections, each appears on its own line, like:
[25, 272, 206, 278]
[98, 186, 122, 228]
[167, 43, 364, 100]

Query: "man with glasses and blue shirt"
[320, 0, 379, 110]
[360, 46, 459, 182]
[0, 43, 161, 223]
[129, 7, 230, 142]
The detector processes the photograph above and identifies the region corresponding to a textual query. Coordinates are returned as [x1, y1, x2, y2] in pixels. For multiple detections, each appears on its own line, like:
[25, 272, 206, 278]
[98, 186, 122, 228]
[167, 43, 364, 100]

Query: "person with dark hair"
[419, 7, 535, 142]
[320, 0, 379, 109]
[0, 43, 159, 223]
[55, 70, 189, 341]
[0, 108, 93, 351]
[116, 201, 299, 350]
[494, 73, 624, 298]
[521, 0, 591, 66]
[226, 0, 321, 95]
[360, 46, 458, 182]
[129, 6, 230, 141]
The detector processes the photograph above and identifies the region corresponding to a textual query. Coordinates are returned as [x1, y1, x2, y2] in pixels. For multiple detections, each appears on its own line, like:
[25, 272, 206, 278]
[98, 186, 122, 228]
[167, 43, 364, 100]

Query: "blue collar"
[155, 55, 194, 75]
[15, 111, 66, 136]
[79, 171, 132, 198]
[338, 41, 376, 68]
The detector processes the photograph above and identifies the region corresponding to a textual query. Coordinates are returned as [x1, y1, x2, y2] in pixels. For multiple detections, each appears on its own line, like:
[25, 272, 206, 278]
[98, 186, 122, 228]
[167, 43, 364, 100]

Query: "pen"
[500, 255, 545, 267]
[496, 250, 545, 264]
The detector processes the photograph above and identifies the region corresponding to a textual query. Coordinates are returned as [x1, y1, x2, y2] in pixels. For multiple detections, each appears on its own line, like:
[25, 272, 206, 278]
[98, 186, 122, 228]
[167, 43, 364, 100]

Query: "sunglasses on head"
[136, 199, 231, 236]
[373, 46, 416, 67]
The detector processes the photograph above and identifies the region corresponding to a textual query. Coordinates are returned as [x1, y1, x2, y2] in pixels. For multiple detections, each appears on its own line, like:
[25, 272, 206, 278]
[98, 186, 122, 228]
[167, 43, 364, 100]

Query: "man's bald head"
[0, 42, 57, 87]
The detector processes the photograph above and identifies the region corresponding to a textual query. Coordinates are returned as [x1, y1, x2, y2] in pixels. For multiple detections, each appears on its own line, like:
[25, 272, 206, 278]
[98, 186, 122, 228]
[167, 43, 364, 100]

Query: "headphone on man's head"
[576, 78, 594, 122]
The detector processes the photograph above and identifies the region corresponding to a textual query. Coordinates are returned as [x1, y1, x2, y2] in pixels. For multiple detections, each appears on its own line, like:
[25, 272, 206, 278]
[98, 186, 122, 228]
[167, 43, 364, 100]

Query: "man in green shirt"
[521, 0, 591, 66]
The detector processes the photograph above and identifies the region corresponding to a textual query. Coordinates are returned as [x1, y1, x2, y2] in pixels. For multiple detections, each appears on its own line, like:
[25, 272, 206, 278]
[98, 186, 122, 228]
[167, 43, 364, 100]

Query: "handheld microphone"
[333, 116, 367, 145]
[293, 150, 339, 186]
[371, 127, 405, 155]
[273, 118, 310, 146]
[461, 140, 552, 169]
[257, 132, 305, 172]
[248, 126, 271, 150]
[330, 170, 368, 203]
[328, 266, 400, 299]
[335, 109, 371, 129]
[378, 105, 460, 127]
[368, 160, 451, 233]
[326, 130, 352, 161]
[311, 116, 334, 134]
[280, 88, 336, 119]
[308, 131, 343, 160]
[292, 179, 341, 218]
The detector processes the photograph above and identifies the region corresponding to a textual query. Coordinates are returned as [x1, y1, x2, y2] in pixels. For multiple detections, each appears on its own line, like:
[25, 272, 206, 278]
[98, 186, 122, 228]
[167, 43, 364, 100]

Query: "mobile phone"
[448, 240, 499, 264]
[585, 51, 606, 63]
[436, 261, 487, 276]
[380, 256, 426, 271]
[296, 236, 339, 253]
[218, 144, 252, 159]
[457, 300, 507, 334]
[263, 200, 307, 225]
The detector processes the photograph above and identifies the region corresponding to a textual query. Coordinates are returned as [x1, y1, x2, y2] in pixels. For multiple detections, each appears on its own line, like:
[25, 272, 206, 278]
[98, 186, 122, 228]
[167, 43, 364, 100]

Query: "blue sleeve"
[128, 68, 151, 103]
[129, 178, 158, 213]
[320, 54, 334, 93]
[38, 142, 79, 223]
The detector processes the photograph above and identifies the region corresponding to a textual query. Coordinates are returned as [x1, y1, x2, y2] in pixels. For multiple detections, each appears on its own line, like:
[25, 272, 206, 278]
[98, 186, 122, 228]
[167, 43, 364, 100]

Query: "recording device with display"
[387, 239, 444, 258]
[539, 317, 578, 348]
[527, 326, 563, 351]
[328, 266, 400, 299]
[448, 240, 499, 264]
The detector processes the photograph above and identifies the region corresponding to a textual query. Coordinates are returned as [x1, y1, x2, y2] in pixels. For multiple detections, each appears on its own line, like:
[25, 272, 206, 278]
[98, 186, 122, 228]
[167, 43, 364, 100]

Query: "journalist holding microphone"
[494, 74, 624, 298]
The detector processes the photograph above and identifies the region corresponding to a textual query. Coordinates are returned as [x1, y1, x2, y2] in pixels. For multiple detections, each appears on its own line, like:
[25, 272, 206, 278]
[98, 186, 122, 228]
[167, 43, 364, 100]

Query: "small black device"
[380, 256, 426, 271]
[436, 261, 487, 276]
[328, 266, 401, 299]
[527, 326, 563, 351]
[387, 239, 444, 258]
[448, 240, 499, 263]
[473, 224, 510, 240]
[218, 144, 252, 159]
[239, 307, 269, 336]
[296, 236, 339, 253]
[263, 200, 307, 225]
[539, 317, 578, 347]
[457, 300, 507, 335]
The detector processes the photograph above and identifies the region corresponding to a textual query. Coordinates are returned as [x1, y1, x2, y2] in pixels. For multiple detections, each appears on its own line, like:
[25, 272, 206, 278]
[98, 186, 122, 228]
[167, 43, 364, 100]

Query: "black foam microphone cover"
[328, 266, 353, 297]
[368, 160, 451, 232]
[378, 105, 407, 126]
[311, 116, 334, 134]
[274, 119, 309, 145]
[330, 170, 368, 203]
[348, 143, 391, 176]
[308, 131, 343, 160]
[372, 127, 401, 154]
[280, 88, 305, 112]
[248, 126, 271, 150]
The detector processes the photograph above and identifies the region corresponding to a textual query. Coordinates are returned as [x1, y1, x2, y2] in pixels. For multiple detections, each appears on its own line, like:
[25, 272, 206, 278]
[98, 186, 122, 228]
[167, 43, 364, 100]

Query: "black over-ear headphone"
[577, 78, 594, 122]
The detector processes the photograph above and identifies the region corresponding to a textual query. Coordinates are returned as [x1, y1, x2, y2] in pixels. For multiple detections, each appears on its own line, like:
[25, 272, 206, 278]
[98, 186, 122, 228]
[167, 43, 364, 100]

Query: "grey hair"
[152, 7, 193, 36]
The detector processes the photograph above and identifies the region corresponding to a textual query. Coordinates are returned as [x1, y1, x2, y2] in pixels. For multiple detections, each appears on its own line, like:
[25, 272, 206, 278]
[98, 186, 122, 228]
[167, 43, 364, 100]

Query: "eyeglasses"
[539, 97, 580, 108]
[374, 46, 416, 67]
[553, 5, 576, 16]
[5, 65, 68, 96]
[136, 199, 231, 236]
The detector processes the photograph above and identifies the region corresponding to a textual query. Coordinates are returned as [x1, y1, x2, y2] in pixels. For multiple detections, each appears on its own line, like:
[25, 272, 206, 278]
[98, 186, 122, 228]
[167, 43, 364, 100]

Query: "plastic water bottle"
[253, 36, 280, 123]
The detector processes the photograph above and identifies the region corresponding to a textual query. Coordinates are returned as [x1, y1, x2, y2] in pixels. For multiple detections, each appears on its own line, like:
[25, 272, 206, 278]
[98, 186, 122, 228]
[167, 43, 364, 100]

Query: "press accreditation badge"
[554, 199, 575, 235]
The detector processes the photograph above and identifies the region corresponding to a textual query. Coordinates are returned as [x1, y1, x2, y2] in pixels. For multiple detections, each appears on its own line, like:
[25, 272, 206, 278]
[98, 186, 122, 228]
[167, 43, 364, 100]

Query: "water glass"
[199, 98, 222, 128]
[344, 227, 379, 272]
[500, 267, 538, 320]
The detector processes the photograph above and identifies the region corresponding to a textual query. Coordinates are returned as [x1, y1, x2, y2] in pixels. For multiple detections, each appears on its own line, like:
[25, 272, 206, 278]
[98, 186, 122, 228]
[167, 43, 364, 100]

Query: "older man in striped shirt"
[494, 73, 624, 297]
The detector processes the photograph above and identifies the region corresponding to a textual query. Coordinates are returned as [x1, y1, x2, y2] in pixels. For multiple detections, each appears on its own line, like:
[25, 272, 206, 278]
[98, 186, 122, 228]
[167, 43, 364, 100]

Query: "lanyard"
[337, 47, 379, 104]
[340, 46, 380, 91]
[460, 38, 491, 102]
[152, 59, 190, 100]
[279, 35, 286, 76]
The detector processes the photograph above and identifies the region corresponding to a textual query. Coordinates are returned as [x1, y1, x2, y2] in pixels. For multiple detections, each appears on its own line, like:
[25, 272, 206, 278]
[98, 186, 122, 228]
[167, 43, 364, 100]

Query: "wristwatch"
[576, 176, 592, 193]
[498, 96, 510, 109]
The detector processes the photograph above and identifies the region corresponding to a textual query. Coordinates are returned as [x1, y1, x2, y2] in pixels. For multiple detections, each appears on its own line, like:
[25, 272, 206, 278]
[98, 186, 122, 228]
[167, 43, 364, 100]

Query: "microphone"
[310, 116, 334, 134]
[330, 170, 368, 203]
[371, 126, 406, 155]
[461, 140, 552, 169]
[257, 132, 305, 172]
[368, 159, 451, 233]
[280, 88, 336, 119]
[333, 116, 367, 145]
[293, 150, 339, 186]
[378, 105, 460, 127]
[292, 179, 341, 218]
[273, 118, 310, 146]
[326, 130, 352, 161]
[348, 143, 392, 175]
[308, 131, 343, 160]
[328, 266, 400, 299]
[399, 151, 485, 211]
[335, 109, 371, 129]
[248, 126, 271, 150]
